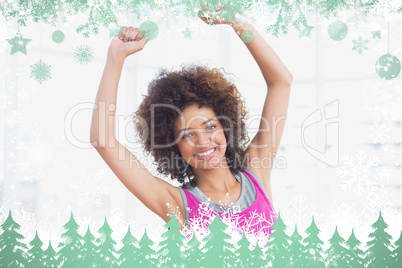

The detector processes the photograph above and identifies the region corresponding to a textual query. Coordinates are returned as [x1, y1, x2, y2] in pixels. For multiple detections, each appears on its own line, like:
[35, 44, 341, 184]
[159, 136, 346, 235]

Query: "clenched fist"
[108, 26, 148, 59]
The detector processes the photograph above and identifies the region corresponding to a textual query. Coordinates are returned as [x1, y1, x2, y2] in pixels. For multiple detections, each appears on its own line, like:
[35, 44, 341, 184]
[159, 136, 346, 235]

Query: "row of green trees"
[0, 210, 401, 267]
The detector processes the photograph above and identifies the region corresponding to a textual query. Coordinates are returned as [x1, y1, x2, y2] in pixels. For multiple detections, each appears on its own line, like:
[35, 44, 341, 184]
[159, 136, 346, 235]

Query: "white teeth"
[196, 148, 215, 157]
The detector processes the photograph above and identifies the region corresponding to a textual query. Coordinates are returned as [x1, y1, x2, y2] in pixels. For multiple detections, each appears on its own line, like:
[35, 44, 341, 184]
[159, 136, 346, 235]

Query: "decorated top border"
[1, 0, 401, 38]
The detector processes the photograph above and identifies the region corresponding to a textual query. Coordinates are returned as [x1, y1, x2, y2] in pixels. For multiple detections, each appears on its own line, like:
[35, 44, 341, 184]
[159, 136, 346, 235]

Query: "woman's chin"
[192, 156, 225, 169]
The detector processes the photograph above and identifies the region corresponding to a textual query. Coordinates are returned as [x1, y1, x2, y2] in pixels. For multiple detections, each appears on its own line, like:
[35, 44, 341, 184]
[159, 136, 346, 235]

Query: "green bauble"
[328, 21, 348, 41]
[52, 30, 65, 43]
[241, 30, 254, 43]
[375, 53, 401, 80]
[139, 21, 159, 41]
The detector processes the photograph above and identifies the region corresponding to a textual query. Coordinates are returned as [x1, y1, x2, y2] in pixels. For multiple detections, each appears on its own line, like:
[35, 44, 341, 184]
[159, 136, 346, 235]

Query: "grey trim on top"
[184, 170, 256, 213]
[177, 187, 190, 230]
[242, 166, 273, 205]
[176, 166, 273, 230]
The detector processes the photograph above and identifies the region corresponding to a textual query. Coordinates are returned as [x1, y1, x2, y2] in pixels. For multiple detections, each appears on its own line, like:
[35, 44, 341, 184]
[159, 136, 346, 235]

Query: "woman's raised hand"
[108, 26, 148, 59]
[198, 2, 241, 27]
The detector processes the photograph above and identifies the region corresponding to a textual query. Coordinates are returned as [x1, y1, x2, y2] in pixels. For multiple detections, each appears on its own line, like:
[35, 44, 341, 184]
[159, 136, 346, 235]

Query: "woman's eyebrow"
[177, 118, 216, 134]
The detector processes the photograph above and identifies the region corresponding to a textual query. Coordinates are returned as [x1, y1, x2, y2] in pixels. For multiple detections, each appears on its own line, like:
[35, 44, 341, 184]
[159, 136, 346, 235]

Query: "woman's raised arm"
[199, 5, 293, 202]
[89, 27, 187, 227]
[90, 26, 147, 147]
[231, 22, 293, 170]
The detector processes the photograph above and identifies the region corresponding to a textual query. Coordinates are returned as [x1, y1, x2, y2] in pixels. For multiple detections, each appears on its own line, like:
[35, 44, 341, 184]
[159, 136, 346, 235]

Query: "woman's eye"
[182, 133, 192, 139]
[206, 125, 216, 131]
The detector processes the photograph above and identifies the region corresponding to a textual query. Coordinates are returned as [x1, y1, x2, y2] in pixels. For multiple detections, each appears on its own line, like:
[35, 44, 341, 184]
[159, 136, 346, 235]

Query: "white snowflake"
[318, 201, 362, 247]
[280, 193, 317, 235]
[325, 247, 341, 267]
[336, 149, 380, 197]
[362, 191, 394, 218]
[368, 121, 390, 144]
[30, 59, 51, 84]
[69, 168, 111, 207]
[186, 201, 274, 250]
[15, 129, 67, 182]
[160, 248, 169, 256]
[74, 45, 94, 65]
[2, 100, 26, 129]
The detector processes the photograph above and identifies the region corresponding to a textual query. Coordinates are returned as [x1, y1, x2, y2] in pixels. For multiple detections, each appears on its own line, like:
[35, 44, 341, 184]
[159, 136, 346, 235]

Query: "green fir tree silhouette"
[268, 212, 291, 267]
[183, 229, 204, 267]
[250, 239, 269, 268]
[365, 211, 395, 267]
[200, 213, 237, 267]
[344, 228, 365, 268]
[79, 225, 99, 267]
[94, 216, 119, 267]
[393, 230, 402, 267]
[288, 225, 305, 267]
[325, 226, 347, 268]
[27, 231, 45, 267]
[158, 210, 186, 267]
[57, 212, 84, 268]
[234, 228, 253, 267]
[116, 225, 140, 267]
[0, 210, 29, 267]
[135, 227, 157, 267]
[302, 216, 325, 267]
[43, 240, 59, 268]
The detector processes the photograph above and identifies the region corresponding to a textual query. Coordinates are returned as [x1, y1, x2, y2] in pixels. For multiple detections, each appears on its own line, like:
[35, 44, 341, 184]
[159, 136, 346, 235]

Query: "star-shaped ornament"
[7, 31, 32, 55]
[371, 30, 381, 39]
[298, 23, 314, 38]
[182, 26, 192, 39]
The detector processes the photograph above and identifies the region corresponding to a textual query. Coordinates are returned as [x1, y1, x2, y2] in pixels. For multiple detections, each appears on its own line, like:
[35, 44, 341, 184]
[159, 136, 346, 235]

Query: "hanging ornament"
[52, 30, 65, 43]
[30, 59, 52, 84]
[6, 31, 32, 55]
[375, 23, 400, 80]
[139, 20, 159, 41]
[241, 30, 254, 43]
[328, 21, 348, 41]
[375, 53, 401, 80]
[74, 44, 94, 65]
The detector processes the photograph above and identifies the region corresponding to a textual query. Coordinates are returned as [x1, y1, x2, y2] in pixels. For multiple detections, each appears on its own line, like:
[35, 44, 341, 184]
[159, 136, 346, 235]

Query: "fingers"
[201, 2, 223, 12]
[119, 26, 141, 42]
[199, 2, 230, 25]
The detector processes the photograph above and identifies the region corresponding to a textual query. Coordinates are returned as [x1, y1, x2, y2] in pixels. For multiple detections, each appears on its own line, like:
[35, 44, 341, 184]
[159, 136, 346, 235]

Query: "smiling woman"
[133, 64, 251, 188]
[91, 4, 292, 244]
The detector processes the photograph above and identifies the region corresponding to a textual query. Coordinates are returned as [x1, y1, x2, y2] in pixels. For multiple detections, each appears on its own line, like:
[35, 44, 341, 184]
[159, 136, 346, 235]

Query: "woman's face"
[174, 103, 227, 170]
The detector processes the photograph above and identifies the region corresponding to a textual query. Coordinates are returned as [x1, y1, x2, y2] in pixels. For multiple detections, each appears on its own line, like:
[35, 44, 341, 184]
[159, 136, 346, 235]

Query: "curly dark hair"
[133, 63, 250, 187]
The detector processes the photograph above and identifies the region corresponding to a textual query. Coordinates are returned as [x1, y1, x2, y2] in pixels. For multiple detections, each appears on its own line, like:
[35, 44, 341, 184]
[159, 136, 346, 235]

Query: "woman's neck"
[194, 165, 238, 194]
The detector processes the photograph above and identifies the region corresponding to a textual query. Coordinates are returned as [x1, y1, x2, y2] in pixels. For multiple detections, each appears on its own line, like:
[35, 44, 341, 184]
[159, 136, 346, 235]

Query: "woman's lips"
[194, 147, 217, 159]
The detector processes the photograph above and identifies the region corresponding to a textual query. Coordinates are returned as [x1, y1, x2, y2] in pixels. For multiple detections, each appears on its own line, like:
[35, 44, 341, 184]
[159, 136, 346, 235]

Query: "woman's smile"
[194, 146, 218, 159]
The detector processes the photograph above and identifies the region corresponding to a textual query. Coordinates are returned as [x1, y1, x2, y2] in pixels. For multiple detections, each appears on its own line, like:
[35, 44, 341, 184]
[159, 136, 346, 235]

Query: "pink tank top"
[181, 169, 277, 244]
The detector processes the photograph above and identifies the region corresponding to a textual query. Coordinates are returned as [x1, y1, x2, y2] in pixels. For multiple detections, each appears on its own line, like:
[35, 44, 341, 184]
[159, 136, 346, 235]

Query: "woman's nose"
[194, 132, 211, 147]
